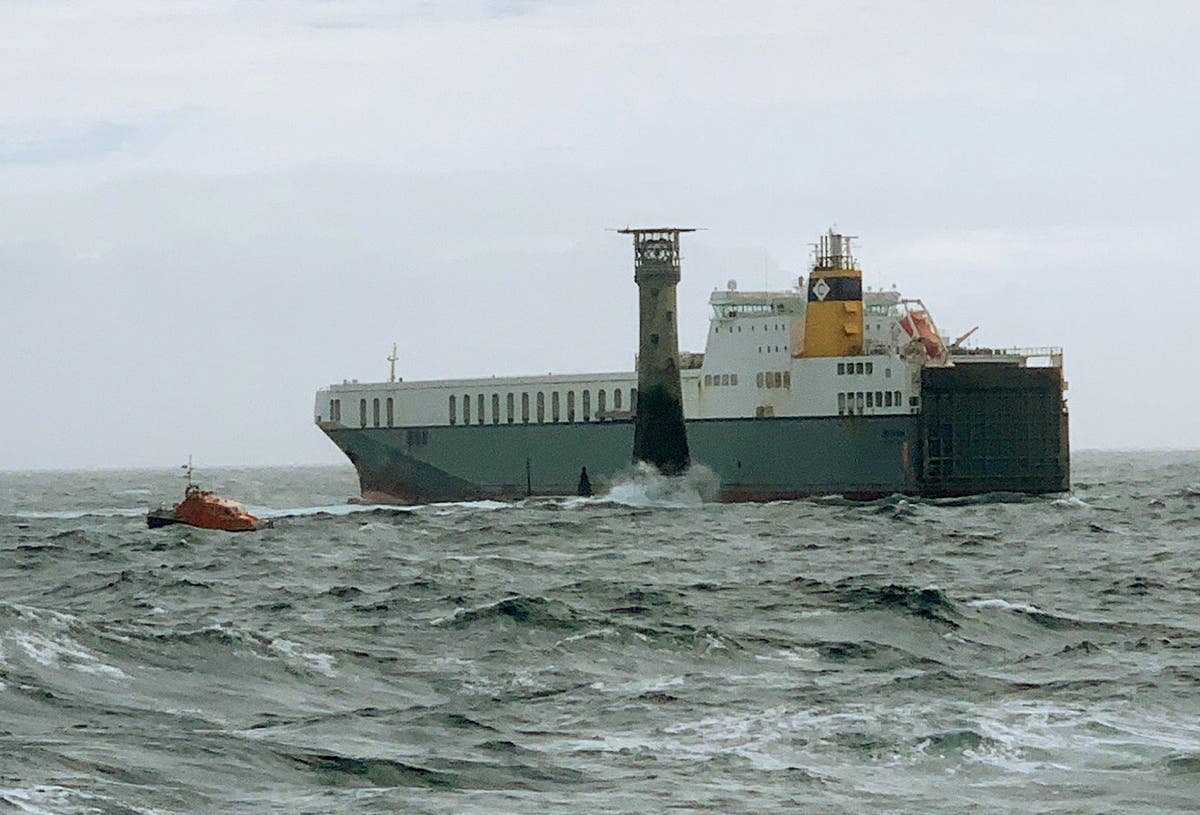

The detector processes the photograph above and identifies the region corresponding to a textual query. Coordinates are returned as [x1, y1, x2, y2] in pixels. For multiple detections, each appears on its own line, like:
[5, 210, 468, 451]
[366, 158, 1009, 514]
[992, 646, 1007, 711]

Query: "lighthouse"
[619, 227, 696, 475]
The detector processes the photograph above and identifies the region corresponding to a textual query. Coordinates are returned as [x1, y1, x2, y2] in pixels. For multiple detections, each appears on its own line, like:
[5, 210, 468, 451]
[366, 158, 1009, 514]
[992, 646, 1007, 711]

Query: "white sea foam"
[1051, 495, 1092, 509]
[14, 631, 127, 679]
[967, 598, 1042, 614]
[0, 785, 107, 815]
[594, 462, 719, 509]
[268, 638, 336, 677]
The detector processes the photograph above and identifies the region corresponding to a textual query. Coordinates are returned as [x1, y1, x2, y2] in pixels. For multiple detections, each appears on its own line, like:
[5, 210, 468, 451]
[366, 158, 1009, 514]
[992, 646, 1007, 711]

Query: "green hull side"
[322, 415, 922, 503]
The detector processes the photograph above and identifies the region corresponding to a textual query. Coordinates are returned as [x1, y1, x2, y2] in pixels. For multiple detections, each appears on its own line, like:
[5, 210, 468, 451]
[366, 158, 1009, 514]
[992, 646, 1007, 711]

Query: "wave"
[578, 461, 720, 509]
[278, 747, 585, 790]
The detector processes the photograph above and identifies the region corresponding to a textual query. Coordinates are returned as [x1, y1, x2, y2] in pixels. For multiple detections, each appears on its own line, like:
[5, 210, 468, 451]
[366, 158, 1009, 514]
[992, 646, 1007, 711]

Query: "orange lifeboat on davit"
[899, 306, 946, 359]
[147, 461, 268, 532]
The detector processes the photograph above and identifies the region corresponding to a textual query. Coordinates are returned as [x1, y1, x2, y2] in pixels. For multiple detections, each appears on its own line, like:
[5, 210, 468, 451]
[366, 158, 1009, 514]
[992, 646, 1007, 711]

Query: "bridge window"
[756, 372, 764, 388]
[551, 391, 560, 422]
[774, 372, 783, 388]
[613, 388, 622, 410]
[386, 397, 394, 426]
[536, 392, 545, 423]
[477, 394, 485, 425]
[448, 395, 456, 425]
[492, 394, 500, 424]
[521, 392, 530, 423]
[567, 390, 575, 422]
[582, 389, 591, 421]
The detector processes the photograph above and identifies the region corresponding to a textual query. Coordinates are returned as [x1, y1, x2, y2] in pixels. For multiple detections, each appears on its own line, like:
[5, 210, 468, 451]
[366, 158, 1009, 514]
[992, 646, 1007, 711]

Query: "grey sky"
[1, 0, 1197, 469]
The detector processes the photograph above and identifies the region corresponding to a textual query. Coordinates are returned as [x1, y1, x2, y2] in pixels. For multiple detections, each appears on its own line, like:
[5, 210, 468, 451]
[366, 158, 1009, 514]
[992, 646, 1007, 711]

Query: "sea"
[0, 450, 1198, 814]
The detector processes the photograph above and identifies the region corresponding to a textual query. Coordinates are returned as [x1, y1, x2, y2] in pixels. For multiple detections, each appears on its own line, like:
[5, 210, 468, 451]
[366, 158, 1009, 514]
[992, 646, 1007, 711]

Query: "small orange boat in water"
[147, 460, 267, 532]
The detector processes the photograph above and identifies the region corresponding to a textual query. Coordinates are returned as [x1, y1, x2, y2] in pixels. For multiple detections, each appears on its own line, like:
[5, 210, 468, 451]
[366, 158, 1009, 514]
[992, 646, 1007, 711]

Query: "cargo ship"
[314, 230, 1069, 502]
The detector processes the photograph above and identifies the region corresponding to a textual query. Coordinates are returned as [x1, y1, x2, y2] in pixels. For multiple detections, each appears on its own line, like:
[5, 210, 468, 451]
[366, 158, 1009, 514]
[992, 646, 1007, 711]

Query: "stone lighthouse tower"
[619, 227, 696, 475]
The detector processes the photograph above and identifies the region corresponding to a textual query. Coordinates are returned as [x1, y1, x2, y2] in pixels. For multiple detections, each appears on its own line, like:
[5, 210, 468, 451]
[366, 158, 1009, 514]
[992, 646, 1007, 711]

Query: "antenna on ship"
[181, 455, 198, 495]
[387, 343, 398, 384]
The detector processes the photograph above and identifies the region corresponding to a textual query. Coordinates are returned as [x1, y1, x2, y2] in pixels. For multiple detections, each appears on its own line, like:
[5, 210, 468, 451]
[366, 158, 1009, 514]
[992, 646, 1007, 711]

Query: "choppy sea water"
[1, 451, 1198, 814]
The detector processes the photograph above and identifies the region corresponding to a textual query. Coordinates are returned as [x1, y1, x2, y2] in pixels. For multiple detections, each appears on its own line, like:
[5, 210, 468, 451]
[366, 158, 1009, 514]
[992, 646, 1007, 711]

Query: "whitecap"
[14, 631, 128, 679]
[268, 638, 336, 677]
[968, 598, 1042, 614]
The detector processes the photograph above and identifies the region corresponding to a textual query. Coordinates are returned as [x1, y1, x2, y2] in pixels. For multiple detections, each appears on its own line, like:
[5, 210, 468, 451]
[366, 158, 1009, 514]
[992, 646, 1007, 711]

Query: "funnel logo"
[812, 277, 830, 301]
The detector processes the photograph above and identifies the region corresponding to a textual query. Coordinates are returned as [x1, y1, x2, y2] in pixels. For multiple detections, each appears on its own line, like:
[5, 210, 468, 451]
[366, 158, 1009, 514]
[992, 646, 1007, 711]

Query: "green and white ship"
[314, 230, 1069, 502]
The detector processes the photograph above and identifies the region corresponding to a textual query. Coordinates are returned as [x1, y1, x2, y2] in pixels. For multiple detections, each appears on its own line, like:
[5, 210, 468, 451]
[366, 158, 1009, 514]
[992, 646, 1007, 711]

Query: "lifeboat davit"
[147, 462, 267, 531]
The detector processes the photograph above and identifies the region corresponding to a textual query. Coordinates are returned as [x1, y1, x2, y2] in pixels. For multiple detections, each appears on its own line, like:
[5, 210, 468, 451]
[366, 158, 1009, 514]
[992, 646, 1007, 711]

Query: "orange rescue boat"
[147, 461, 267, 532]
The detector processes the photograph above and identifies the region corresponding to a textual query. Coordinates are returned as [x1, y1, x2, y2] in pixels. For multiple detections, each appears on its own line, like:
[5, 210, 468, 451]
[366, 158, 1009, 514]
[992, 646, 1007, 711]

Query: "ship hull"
[323, 415, 925, 503]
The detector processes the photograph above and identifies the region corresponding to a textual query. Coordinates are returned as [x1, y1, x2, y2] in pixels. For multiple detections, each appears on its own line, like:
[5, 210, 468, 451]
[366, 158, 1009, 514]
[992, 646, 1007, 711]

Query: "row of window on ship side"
[838, 390, 905, 415]
[328, 388, 640, 429]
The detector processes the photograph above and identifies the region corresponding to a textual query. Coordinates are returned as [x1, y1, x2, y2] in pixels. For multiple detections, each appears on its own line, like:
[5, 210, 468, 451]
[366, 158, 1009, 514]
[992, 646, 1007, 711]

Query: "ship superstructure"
[315, 230, 1068, 502]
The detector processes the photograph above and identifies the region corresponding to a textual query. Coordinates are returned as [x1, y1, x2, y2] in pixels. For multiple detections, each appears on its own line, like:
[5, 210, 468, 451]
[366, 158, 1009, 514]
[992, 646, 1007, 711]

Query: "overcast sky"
[1, 0, 1197, 470]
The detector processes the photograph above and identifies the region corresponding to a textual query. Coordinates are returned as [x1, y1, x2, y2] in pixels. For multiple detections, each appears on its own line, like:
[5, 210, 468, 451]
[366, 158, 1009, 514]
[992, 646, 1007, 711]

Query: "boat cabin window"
[582, 390, 591, 421]
[463, 393, 470, 424]
[386, 397, 394, 427]
[731, 374, 738, 386]
[360, 399, 367, 428]
[856, 392, 865, 413]
[477, 394, 485, 425]
[782, 372, 789, 389]
[492, 394, 500, 424]
[551, 392, 560, 422]
[521, 393, 530, 423]
[866, 392, 874, 408]
[866, 362, 874, 375]
[449, 395, 456, 425]
[885, 391, 893, 407]
[536, 392, 545, 423]
[373, 398, 380, 427]
[837, 363, 845, 375]
[838, 393, 847, 415]
[855, 362, 864, 374]
[567, 391, 576, 422]
[598, 389, 606, 416]
[507, 393, 515, 424]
